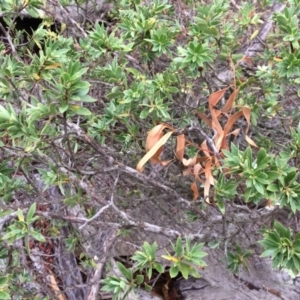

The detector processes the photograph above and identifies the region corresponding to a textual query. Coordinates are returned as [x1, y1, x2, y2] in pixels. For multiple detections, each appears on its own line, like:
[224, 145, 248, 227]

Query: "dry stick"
[79, 174, 120, 230]
[0, 22, 19, 58]
[49, 0, 88, 38]
[86, 230, 117, 300]
[2, 148, 183, 238]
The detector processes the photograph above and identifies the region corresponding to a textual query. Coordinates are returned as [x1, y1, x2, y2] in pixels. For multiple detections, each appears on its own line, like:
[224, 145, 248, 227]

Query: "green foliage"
[214, 173, 238, 214]
[223, 140, 300, 212]
[131, 242, 164, 279]
[259, 222, 300, 276]
[102, 238, 207, 298]
[1, 0, 300, 297]
[274, 5, 300, 49]
[2, 203, 45, 254]
[227, 245, 252, 273]
[101, 264, 139, 300]
[0, 275, 11, 300]
[174, 38, 216, 71]
[162, 237, 207, 279]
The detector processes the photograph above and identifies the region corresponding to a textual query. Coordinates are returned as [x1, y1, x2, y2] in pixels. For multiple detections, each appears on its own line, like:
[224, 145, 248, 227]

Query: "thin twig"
[78, 174, 119, 230]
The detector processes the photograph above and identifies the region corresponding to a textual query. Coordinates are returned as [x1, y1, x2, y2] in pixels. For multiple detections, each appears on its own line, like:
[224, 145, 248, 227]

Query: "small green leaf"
[29, 230, 46, 242]
[69, 105, 91, 115]
[154, 262, 164, 273]
[208, 240, 220, 249]
[0, 276, 9, 285]
[180, 263, 189, 280]
[260, 249, 276, 258]
[26, 203, 36, 224]
[175, 237, 183, 256]
[266, 184, 279, 192]
[117, 262, 132, 281]
[147, 267, 153, 280]
[0, 291, 10, 299]
[59, 104, 69, 114]
[17, 208, 24, 222]
[266, 171, 280, 181]
[1, 231, 18, 241]
[144, 283, 152, 291]
[217, 198, 225, 214]
[169, 265, 179, 278]
[143, 242, 152, 256]
[136, 274, 144, 285]
[253, 181, 264, 195]
[274, 222, 290, 239]
[80, 95, 96, 102]
[140, 109, 150, 119]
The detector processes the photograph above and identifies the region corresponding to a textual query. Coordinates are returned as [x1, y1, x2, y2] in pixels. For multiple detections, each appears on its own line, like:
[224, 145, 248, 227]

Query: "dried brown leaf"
[191, 181, 199, 200]
[146, 124, 166, 163]
[209, 89, 228, 150]
[222, 88, 239, 113]
[176, 134, 185, 161]
[182, 153, 198, 167]
[242, 107, 258, 147]
[195, 111, 212, 128]
[204, 160, 214, 198]
[137, 131, 173, 172]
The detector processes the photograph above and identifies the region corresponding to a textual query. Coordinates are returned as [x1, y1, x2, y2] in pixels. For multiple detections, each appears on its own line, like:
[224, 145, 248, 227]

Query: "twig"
[86, 230, 117, 300]
[50, 0, 87, 38]
[0, 22, 19, 58]
[78, 174, 119, 230]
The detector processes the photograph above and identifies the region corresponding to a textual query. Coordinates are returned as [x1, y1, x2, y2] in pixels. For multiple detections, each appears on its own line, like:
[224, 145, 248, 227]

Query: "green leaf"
[0, 291, 10, 299]
[136, 274, 144, 285]
[17, 208, 24, 222]
[267, 231, 281, 244]
[142, 242, 152, 256]
[175, 237, 183, 256]
[180, 263, 189, 280]
[258, 239, 279, 249]
[217, 198, 225, 214]
[266, 171, 280, 181]
[26, 202, 36, 224]
[266, 184, 279, 192]
[144, 283, 152, 292]
[260, 249, 276, 258]
[154, 262, 164, 273]
[169, 265, 179, 278]
[69, 105, 91, 115]
[208, 240, 220, 249]
[80, 95, 97, 102]
[284, 171, 297, 185]
[1, 231, 19, 241]
[0, 276, 9, 286]
[255, 172, 269, 184]
[0, 105, 11, 122]
[140, 109, 150, 119]
[147, 267, 153, 280]
[292, 255, 300, 272]
[167, 86, 179, 93]
[274, 222, 290, 239]
[272, 252, 284, 268]
[253, 181, 264, 195]
[59, 104, 69, 114]
[117, 262, 132, 281]
[256, 148, 270, 167]
[29, 230, 46, 242]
